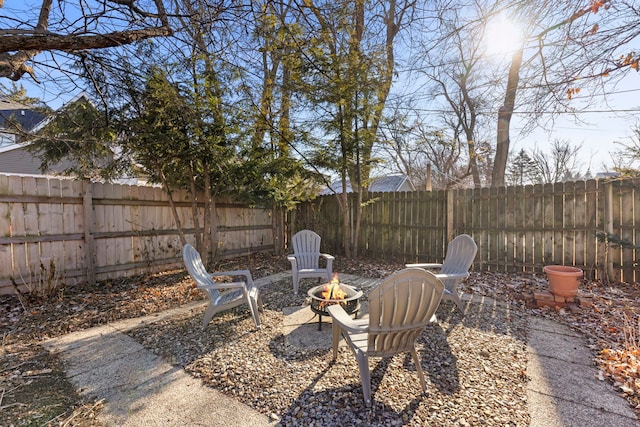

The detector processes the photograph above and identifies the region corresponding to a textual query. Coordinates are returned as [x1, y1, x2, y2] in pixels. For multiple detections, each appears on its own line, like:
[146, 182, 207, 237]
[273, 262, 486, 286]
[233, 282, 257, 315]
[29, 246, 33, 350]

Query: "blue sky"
[512, 71, 640, 172]
[6, 0, 640, 176]
[16, 57, 640, 175]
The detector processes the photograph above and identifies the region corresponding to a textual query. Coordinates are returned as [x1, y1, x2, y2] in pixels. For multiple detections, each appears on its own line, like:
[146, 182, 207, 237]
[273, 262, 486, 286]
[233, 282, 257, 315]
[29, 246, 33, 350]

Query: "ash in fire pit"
[307, 274, 363, 330]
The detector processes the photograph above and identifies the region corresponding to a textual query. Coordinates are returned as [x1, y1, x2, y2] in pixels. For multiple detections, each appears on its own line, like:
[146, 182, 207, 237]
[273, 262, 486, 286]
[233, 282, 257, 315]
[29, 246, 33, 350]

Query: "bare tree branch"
[0, 0, 172, 81]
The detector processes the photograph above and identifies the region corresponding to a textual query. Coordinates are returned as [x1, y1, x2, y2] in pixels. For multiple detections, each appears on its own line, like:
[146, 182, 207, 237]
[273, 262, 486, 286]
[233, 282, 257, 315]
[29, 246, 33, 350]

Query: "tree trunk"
[340, 169, 352, 259]
[492, 47, 523, 187]
[272, 204, 284, 256]
[202, 166, 212, 265]
[188, 163, 202, 250]
[154, 162, 186, 246]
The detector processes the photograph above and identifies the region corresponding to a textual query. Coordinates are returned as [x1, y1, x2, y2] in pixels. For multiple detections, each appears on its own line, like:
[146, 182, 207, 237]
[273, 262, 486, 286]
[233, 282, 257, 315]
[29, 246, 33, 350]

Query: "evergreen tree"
[507, 148, 539, 186]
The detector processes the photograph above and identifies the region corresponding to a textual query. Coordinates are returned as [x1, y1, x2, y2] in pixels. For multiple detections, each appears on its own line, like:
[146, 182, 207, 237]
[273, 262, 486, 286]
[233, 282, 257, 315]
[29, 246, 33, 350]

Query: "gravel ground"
[1, 253, 639, 426]
[127, 276, 529, 426]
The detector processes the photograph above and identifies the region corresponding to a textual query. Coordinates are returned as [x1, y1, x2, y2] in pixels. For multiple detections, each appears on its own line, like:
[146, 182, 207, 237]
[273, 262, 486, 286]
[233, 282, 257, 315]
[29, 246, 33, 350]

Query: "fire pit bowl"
[307, 282, 363, 331]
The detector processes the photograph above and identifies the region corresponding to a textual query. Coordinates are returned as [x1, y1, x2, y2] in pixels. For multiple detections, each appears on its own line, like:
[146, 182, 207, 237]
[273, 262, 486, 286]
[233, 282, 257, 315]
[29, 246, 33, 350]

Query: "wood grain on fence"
[293, 178, 639, 283]
[0, 175, 275, 295]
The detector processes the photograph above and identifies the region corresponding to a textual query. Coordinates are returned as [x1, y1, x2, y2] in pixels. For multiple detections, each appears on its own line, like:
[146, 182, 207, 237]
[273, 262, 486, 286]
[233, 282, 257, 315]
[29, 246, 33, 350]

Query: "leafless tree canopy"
[0, 0, 171, 82]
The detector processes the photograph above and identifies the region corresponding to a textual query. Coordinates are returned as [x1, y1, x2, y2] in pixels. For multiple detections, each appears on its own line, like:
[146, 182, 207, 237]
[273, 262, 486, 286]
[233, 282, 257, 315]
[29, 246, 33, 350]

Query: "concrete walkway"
[527, 316, 637, 426]
[43, 273, 638, 426]
[43, 301, 274, 427]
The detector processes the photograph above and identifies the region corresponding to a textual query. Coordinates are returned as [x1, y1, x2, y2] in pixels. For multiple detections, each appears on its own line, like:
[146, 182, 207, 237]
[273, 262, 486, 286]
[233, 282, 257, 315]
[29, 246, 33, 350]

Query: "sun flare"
[483, 15, 524, 57]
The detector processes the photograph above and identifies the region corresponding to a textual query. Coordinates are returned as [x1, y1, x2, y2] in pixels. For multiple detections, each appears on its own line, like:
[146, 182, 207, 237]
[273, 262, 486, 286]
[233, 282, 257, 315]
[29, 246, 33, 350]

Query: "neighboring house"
[0, 144, 67, 175]
[0, 94, 148, 184]
[320, 174, 415, 195]
[0, 99, 53, 175]
[596, 172, 620, 179]
[0, 99, 47, 147]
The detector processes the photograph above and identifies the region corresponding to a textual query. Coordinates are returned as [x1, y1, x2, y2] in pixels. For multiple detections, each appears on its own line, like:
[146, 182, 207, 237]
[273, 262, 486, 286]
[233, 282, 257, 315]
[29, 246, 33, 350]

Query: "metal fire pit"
[307, 283, 363, 331]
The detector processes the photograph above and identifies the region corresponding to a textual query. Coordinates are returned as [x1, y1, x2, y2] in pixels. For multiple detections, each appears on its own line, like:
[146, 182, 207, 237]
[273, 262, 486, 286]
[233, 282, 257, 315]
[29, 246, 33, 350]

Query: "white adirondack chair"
[406, 234, 477, 312]
[182, 244, 262, 330]
[287, 230, 334, 294]
[327, 268, 444, 407]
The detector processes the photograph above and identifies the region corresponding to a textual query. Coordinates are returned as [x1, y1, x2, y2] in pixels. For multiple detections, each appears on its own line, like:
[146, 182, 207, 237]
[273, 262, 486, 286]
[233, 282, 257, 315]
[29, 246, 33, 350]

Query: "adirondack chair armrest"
[320, 253, 335, 261]
[209, 269, 254, 284]
[327, 304, 368, 334]
[405, 262, 443, 269]
[434, 272, 469, 280]
[287, 255, 298, 268]
[199, 280, 248, 292]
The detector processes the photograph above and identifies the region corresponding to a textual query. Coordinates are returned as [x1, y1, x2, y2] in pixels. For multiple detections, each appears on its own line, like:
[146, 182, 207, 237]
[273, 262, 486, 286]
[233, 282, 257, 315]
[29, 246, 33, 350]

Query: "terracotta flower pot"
[543, 265, 583, 298]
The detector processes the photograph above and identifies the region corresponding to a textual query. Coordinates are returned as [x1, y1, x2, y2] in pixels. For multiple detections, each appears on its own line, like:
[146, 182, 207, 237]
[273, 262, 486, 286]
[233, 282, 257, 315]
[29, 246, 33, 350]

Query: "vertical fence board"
[523, 185, 535, 271]
[111, 183, 126, 272]
[563, 181, 576, 266]
[22, 177, 40, 286]
[488, 187, 496, 269]
[514, 185, 525, 271]
[48, 180, 64, 277]
[553, 182, 565, 265]
[529, 184, 542, 270]
[102, 183, 117, 281]
[92, 182, 106, 279]
[476, 188, 487, 269]
[413, 192, 424, 261]
[8, 176, 27, 284]
[610, 181, 623, 281]
[505, 186, 517, 272]
[542, 183, 554, 265]
[404, 192, 413, 260]
[620, 181, 635, 282]
[0, 176, 10, 289]
[61, 181, 76, 282]
[584, 179, 599, 278]
[498, 187, 508, 271]
[573, 181, 586, 269]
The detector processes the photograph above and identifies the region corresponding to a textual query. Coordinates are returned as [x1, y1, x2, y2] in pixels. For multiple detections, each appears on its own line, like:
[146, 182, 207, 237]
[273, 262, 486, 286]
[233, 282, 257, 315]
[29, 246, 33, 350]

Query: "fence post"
[83, 180, 96, 286]
[446, 189, 454, 243]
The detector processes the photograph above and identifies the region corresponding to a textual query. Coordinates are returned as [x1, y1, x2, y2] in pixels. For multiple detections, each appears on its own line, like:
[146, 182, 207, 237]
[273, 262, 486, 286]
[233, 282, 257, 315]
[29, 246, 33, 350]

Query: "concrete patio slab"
[527, 317, 637, 427]
[44, 312, 274, 427]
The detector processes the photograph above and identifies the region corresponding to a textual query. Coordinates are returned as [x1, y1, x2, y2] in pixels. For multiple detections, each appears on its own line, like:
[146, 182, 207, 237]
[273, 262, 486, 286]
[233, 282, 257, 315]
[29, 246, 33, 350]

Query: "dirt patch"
[0, 342, 103, 426]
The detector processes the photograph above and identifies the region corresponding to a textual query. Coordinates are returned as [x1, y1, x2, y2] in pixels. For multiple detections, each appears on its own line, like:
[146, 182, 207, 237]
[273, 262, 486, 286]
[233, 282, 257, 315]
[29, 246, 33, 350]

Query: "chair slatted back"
[366, 268, 444, 357]
[440, 234, 478, 275]
[183, 244, 221, 300]
[291, 230, 322, 269]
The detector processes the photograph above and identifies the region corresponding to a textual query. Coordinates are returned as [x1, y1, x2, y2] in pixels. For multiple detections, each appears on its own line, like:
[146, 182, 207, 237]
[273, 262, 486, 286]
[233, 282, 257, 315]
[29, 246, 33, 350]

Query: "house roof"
[320, 175, 414, 195]
[0, 100, 47, 133]
[596, 172, 619, 179]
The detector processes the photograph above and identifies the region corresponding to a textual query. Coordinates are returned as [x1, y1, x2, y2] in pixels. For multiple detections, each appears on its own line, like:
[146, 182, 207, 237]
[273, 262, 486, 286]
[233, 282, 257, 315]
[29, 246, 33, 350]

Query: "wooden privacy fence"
[292, 178, 640, 283]
[0, 174, 275, 295]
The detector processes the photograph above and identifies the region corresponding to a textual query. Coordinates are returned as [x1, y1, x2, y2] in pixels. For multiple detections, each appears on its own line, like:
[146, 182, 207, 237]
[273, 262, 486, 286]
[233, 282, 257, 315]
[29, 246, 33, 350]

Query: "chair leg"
[292, 271, 299, 294]
[449, 290, 464, 312]
[247, 288, 261, 328]
[257, 294, 264, 312]
[355, 351, 372, 407]
[410, 349, 427, 392]
[201, 303, 217, 330]
[331, 321, 341, 360]
[248, 299, 260, 328]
